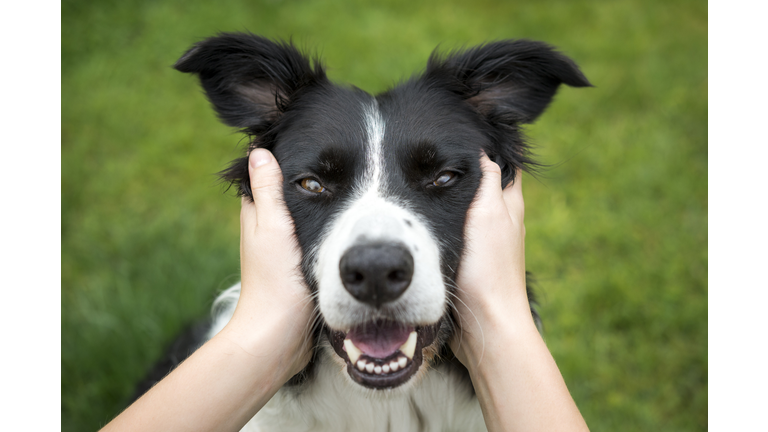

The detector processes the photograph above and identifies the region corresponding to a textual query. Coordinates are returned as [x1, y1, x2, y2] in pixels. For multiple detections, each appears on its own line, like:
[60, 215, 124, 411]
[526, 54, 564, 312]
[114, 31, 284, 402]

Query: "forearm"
[464, 304, 589, 432]
[102, 317, 296, 432]
[103, 150, 312, 431]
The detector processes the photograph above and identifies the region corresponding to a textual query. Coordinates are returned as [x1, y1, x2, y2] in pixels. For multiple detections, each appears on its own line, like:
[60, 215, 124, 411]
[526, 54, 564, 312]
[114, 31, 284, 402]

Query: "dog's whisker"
[444, 288, 486, 366]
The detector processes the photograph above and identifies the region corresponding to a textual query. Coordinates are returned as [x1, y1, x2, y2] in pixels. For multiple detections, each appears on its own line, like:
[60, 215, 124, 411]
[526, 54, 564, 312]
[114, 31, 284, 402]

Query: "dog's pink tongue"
[347, 323, 413, 358]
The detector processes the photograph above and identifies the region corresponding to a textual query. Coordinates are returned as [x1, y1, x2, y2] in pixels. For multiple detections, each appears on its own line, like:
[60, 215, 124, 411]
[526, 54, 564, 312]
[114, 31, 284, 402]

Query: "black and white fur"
[139, 33, 590, 431]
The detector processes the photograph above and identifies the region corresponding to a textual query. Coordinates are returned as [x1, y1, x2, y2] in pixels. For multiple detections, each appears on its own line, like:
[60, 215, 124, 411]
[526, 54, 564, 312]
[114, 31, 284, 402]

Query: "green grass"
[62, 0, 707, 430]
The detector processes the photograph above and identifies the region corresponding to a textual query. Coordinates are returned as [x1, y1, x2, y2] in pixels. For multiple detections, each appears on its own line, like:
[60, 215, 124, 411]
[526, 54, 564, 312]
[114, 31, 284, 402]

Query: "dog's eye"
[432, 171, 456, 187]
[300, 178, 326, 193]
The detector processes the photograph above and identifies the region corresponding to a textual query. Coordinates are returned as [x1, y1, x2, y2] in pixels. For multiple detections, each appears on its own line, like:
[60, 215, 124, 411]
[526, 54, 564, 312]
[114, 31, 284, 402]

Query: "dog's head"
[176, 33, 589, 390]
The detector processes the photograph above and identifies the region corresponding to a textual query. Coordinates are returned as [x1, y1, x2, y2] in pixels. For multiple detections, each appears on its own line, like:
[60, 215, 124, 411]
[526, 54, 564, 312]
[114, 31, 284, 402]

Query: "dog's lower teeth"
[356, 356, 410, 375]
[346, 332, 418, 376]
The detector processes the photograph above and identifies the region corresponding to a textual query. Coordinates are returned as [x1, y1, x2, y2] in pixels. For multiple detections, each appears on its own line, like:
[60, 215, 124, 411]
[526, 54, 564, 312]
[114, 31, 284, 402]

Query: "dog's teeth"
[399, 331, 418, 359]
[347, 331, 415, 375]
[344, 339, 362, 364]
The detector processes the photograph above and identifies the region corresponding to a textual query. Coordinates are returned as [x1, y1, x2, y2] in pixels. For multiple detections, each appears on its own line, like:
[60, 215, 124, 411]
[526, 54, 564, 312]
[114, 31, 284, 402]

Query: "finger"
[502, 168, 524, 220]
[248, 148, 287, 227]
[240, 195, 254, 231]
[240, 195, 249, 254]
[474, 152, 504, 205]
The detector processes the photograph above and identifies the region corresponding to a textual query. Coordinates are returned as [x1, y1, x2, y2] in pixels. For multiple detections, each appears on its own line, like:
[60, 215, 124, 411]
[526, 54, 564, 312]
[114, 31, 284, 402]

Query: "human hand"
[449, 153, 590, 432]
[450, 152, 534, 369]
[222, 148, 314, 382]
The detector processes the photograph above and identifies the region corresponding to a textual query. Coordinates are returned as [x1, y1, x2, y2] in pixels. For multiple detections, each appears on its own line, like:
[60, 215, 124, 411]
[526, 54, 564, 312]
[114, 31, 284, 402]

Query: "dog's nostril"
[344, 272, 365, 285]
[388, 270, 406, 282]
[339, 243, 414, 307]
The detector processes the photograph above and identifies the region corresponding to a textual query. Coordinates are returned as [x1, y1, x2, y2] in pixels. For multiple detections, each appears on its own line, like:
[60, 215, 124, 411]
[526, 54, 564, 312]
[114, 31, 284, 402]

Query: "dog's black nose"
[339, 243, 414, 307]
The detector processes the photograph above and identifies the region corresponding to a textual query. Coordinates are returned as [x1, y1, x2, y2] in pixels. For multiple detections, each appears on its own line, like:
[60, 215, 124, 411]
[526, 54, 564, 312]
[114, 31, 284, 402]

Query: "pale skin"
[102, 149, 589, 432]
[450, 155, 590, 432]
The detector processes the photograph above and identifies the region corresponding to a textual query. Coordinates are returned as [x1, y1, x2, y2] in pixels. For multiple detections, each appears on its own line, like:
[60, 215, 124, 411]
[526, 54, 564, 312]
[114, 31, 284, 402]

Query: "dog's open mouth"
[328, 320, 441, 389]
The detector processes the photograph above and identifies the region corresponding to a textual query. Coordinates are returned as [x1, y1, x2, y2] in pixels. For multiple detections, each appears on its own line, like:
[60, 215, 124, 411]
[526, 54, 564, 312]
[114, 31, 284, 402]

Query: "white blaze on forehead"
[362, 100, 386, 192]
[314, 100, 445, 330]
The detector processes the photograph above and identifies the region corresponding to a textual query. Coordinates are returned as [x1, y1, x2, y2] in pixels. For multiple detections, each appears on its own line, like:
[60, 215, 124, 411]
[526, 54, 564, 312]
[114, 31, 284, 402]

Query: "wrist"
[455, 290, 540, 374]
[458, 310, 589, 432]
[221, 302, 313, 384]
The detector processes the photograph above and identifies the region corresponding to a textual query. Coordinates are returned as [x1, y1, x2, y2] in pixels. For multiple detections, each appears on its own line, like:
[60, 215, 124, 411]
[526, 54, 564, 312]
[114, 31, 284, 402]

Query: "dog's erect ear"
[174, 33, 327, 135]
[426, 40, 591, 184]
[175, 33, 327, 199]
[427, 40, 591, 123]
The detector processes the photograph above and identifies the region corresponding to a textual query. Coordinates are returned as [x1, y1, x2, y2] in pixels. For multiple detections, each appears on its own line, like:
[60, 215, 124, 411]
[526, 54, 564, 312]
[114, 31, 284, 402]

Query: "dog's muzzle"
[316, 195, 446, 389]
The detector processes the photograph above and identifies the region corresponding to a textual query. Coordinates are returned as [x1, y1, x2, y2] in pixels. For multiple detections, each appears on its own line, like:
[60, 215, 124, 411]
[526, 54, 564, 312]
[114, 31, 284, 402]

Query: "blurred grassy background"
[62, 0, 707, 430]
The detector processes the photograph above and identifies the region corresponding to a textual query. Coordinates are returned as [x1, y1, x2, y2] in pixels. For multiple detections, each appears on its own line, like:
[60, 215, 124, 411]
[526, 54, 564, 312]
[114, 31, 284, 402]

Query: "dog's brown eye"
[300, 178, 326, 193]
[432, 171, 455, 187]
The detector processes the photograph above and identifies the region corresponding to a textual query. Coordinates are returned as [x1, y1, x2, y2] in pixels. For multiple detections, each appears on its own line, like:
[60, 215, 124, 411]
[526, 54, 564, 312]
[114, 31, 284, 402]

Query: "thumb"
[247, 148, 287, 227]
[502, 168, 524, 221]
[474, 152, 505, 207]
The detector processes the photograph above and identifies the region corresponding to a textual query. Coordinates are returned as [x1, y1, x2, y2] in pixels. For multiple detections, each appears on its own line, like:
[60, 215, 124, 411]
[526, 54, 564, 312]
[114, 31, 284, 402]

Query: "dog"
[136, 33, 590, 431]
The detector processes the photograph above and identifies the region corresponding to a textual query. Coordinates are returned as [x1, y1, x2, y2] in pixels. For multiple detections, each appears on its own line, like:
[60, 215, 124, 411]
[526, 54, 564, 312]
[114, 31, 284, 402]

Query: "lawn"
[62, 0, 707, 430]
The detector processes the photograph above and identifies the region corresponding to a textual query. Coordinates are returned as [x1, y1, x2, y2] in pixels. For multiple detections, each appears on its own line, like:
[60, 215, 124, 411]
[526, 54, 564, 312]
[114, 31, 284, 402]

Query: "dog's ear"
[174, 32, 327, 134]
[175, 33, 327, 198]
[425, 40, 591, 185]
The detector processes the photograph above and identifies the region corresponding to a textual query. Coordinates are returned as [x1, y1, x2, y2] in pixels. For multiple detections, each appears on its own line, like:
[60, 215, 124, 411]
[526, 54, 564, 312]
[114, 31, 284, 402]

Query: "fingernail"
[250, 148, 272, 168]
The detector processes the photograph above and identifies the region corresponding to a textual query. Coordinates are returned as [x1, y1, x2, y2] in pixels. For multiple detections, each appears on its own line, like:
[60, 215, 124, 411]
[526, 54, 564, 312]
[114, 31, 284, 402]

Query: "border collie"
[138, 33, 590, 431]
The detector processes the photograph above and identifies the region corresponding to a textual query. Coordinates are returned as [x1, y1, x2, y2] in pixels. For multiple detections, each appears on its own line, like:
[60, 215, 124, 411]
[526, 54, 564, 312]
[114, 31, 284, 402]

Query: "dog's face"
[176, 33, 590, 389]
[275, 85, 486, 388]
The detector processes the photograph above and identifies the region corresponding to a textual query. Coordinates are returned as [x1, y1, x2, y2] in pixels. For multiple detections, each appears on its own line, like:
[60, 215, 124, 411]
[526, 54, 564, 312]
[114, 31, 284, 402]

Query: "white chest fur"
[242, 350, 486, 432]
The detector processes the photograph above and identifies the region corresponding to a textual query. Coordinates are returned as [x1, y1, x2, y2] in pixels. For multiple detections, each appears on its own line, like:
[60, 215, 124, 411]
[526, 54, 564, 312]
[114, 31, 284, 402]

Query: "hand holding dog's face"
[451, 154, 530, 369]
[226, 149, 315, 382]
